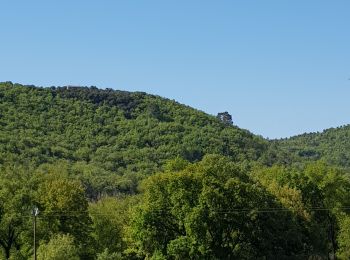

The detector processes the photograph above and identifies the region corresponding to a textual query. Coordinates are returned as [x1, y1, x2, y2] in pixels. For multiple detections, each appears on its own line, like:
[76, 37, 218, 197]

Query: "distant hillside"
[270, 125, 350, 168]
[0, 82, 267, 196]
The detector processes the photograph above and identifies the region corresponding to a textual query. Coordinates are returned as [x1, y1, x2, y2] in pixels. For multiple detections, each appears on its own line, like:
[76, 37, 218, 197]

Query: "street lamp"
[32, 207, 39, 260]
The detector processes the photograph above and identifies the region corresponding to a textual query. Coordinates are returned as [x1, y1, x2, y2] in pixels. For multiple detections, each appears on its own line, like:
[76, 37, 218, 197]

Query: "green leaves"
[337, 215, 350, 259]
[35, 172, 93, 258]
[0, 83, 268, 198]
[89, 196, 138, 255]
[131, 156, 310, 259]
[275, 125, 350, 168]
[37, 234, 79, 260]
[1, 83, 350, 258]
[252, 162, 350, 258]
[0, 166, 35, 258]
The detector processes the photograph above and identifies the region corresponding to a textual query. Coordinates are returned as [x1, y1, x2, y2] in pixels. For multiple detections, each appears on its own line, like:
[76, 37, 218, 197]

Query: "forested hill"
[271, 125, 350, 168]
[2, 82, 350, 259]
[0, 82, 267, 194]
[2, 82, 349, 173]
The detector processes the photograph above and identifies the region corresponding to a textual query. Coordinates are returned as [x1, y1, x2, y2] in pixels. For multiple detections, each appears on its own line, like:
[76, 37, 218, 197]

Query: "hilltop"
[0, 82, 267, 196]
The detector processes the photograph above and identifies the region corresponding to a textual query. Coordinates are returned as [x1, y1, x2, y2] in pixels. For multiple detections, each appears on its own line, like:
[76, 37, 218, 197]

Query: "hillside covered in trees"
[0, 82, 267, 198]
[272, 126, 350, 169]
[0, 82, 349, 259]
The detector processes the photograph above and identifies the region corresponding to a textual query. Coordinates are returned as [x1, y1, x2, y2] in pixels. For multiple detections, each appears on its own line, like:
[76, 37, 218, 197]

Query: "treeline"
[1, 156, 349, 259]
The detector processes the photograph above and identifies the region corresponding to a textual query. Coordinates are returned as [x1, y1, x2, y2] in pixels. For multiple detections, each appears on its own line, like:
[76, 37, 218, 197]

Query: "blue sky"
[1, 1, 349, 138]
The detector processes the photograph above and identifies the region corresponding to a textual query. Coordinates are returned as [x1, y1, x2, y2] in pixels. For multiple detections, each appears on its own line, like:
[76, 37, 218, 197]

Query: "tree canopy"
[0, 82, 350, 258]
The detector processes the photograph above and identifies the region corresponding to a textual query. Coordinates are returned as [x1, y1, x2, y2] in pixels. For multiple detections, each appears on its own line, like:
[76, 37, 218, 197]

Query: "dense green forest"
[0, 82, 266, 199]
[0, 82, 349, 259]
[272, 126, 350, 169]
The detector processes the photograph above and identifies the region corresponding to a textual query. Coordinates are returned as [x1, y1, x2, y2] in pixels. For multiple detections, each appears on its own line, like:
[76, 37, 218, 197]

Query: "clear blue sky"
[1, 1, 349, 138]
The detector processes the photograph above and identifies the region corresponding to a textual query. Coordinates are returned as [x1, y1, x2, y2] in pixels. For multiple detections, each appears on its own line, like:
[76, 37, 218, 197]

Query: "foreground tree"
[337, 215, 350, 259]
[37, 234, 79, 260]
[35, 166, 93, 259]
[0, 166, 35, 259]
[296, 162, 350, 258]
[131, 155, 309, 259]
[89, 195, 139, 256]
[252, 162, 350, 258]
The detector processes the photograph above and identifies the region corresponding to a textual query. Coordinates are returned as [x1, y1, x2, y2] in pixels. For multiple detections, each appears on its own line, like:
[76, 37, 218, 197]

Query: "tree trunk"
[4, 245, 11, 259]
[328, 214, 337, 260]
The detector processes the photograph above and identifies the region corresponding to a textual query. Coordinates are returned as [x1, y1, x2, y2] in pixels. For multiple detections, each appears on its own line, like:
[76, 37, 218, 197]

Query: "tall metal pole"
[33, 207, 39, 260]
[33, 214, 36, 260]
